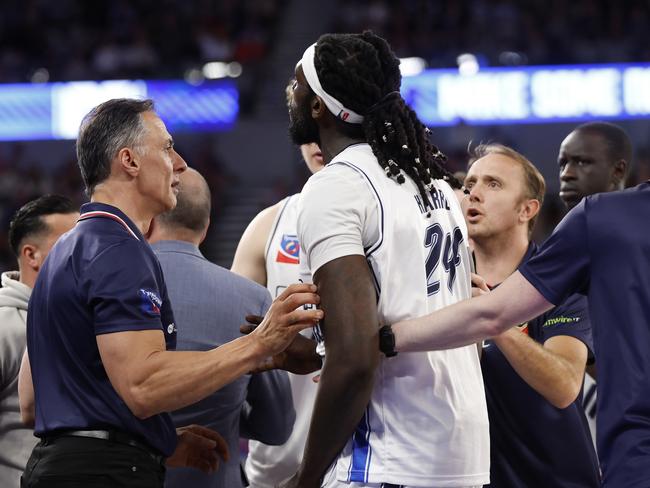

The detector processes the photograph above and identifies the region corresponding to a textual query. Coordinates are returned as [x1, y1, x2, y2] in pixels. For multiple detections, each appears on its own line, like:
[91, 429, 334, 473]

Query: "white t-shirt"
[297, 144, 490, 487]
[245, 194, 321, 488]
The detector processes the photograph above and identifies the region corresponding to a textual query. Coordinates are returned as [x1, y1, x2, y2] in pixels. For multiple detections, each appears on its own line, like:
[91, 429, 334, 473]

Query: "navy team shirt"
[519, 182, 650, 488]
[27, 202, 178, 456]
[483, 243, 599, 487]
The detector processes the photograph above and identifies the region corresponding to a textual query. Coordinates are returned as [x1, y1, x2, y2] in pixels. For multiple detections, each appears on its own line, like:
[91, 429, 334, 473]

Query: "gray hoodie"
[0, 271, 37, 487]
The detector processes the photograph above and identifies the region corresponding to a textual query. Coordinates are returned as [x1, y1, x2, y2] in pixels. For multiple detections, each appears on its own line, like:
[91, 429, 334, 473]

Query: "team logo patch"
[139, 289, 162, 316]
[276, 234, 300, 264]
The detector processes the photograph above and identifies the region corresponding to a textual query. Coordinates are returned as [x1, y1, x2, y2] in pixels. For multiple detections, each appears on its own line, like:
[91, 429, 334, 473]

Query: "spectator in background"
[0, 195, 78, 487]
[149, 167, 295, 488]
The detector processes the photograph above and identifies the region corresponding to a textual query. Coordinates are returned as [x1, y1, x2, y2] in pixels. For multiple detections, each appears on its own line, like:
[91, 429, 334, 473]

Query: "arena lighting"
[202, 61, 243, 79]
[400, 62, 650, 126]
[399, 57, 426, 77]
[31, 68, 50, 84]
[457, 53, 480, 76]
[0, 79, 239, 141]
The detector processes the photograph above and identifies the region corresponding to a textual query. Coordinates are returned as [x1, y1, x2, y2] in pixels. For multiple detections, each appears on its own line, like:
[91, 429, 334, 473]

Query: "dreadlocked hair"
[313, 31, 462, 212]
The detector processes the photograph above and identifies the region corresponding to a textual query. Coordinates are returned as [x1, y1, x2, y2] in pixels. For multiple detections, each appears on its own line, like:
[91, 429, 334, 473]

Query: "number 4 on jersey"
[424, 224, 464, 295]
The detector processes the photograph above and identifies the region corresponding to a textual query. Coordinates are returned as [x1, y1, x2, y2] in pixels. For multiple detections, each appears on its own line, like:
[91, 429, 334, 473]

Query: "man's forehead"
[560, 130, 606, 153]
[294, 64, 306, 82]
[143, 111, 171, 139]
[469, 153, 518, 176]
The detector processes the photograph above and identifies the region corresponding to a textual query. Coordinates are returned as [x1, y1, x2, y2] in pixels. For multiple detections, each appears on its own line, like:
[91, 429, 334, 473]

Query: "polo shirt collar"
[79, 202, 145, 241]
[150, 240, 204, 259]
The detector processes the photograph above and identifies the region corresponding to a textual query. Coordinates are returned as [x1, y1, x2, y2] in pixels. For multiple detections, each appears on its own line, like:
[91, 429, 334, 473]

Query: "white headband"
[299, 43, 365, 124]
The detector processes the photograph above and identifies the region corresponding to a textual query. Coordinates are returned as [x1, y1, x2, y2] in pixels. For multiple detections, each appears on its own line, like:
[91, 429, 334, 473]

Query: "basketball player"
[231, 142, 325, 488]
[283, 32, 489, 488]
[557, 121, 632, 448]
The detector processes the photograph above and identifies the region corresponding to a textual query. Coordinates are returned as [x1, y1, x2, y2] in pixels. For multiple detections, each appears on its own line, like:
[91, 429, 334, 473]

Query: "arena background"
[1, 0, 649, 272]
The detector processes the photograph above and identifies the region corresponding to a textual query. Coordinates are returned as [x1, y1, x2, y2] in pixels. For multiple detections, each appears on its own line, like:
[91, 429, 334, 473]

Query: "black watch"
[379, 325, 398, 358]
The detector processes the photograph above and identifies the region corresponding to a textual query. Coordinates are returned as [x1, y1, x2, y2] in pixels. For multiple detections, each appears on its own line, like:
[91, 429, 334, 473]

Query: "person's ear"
[519, 198, 540, 226]
[21, 243, 41, 273]
[311, 96, 326, 119]
[117, 147, 140, 177]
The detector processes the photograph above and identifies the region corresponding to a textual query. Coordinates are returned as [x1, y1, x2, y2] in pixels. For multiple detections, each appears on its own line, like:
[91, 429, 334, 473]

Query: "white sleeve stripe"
[329, 161, 384, 257]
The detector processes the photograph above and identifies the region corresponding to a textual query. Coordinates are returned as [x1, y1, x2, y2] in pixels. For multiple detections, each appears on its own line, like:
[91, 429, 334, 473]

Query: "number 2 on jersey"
[424, 224, 464, 295]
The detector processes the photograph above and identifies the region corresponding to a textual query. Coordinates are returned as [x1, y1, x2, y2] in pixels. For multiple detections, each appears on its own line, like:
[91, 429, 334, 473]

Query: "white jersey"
[297, 144, 490, 487]
[245, 194, 321, 488]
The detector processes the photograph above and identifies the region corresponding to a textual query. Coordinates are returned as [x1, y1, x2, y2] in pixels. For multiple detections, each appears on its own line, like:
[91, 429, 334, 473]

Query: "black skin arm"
[290, 255, 380, 488]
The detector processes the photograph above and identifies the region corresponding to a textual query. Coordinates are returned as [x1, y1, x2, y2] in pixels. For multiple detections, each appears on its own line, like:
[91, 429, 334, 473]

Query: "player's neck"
[473, 230, 530, 287]
[318, 130, 365, 164]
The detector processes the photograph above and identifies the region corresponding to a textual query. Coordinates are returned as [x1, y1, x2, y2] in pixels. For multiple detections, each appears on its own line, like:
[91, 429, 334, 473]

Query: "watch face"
[380, 325, 397, 357]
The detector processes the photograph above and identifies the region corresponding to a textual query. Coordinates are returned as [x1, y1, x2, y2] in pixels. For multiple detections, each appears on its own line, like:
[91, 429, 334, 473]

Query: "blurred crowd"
[0, 0, 285, 82]
[333, 0, 650, 68]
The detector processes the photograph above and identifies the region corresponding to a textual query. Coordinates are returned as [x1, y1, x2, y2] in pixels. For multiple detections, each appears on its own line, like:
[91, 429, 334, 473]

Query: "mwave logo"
[276, 234, 300, 264]
[139, 289, 162, 316]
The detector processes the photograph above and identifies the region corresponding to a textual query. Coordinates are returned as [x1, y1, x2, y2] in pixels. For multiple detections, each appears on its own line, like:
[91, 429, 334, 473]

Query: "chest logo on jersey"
[276, 234, 300, 264]
[139, 288, 162, 316]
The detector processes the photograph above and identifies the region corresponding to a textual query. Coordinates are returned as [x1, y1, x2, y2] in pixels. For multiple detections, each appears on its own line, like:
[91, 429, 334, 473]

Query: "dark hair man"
[558, 121, 631, 209]
[557, 121, 633, 451]
[464, 144, 599, 487]
[284, 32, 488, 488]
[21, 98, 322, 488]
[148, 167, 296, 488]
[0, 195, 78, 487]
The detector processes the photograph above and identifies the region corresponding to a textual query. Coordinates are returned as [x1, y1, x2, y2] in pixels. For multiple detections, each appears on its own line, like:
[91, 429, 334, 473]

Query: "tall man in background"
[0, 195, 78, 487]
[557, 121, 633, 447]
[149, 167, 295, 488]
[232, 143, 325, 488]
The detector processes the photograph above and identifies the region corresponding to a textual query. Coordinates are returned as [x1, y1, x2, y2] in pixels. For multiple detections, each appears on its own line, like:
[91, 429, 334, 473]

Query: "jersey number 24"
[424, 224, 464, 295]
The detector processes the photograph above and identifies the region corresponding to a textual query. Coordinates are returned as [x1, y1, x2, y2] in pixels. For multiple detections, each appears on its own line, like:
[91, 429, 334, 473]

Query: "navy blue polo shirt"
[519, 181, 650, 488]
[27, 202, 178, 456]
[483, 243, 599, 487]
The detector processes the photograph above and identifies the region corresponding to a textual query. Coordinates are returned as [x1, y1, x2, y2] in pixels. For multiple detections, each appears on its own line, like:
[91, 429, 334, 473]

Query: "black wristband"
[379, 325, 398, 358]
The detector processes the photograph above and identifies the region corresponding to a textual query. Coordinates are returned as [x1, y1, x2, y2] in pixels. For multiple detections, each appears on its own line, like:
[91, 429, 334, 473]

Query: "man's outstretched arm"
[289, 255, 380, 488]
[393, 271, 553, 352]
[98, 284, 322, 419]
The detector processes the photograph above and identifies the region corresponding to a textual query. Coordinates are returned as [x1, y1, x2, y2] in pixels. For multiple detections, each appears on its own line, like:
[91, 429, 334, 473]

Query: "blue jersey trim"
[349, 406, 372, 482]
[367, 258, 381, 297]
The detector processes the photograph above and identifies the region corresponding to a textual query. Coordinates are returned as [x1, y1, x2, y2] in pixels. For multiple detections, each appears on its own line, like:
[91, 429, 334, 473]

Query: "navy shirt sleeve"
[84, 239, 169, 336]
[519, 199, 591, 305]
[540, 293, 594, 362]
[158, 271, 177, 350]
